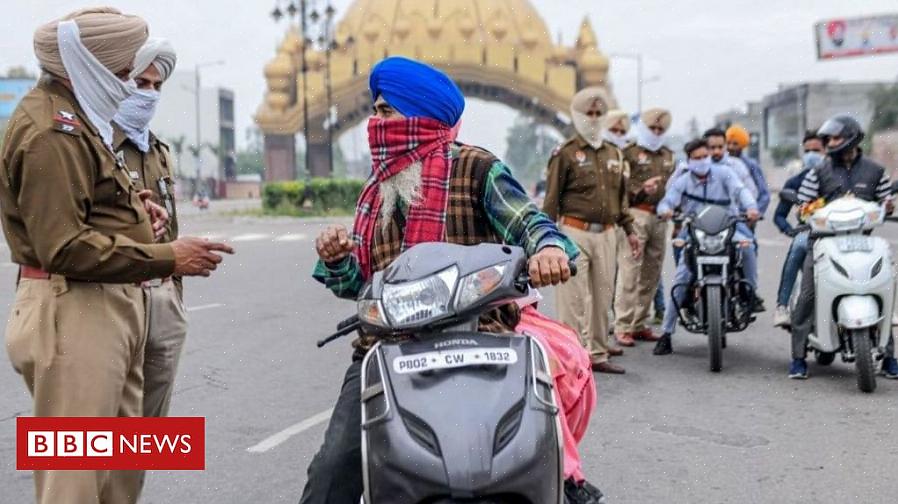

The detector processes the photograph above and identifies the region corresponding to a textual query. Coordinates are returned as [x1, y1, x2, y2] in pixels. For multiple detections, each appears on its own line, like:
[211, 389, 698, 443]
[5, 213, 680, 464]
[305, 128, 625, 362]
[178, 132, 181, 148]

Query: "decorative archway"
[255, 0, 616, 179]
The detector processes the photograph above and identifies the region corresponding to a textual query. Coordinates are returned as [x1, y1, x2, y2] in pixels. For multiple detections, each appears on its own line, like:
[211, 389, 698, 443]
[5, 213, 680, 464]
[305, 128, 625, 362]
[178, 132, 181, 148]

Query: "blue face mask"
[802, 151, 824, 170]
[688, 156, 712, 176]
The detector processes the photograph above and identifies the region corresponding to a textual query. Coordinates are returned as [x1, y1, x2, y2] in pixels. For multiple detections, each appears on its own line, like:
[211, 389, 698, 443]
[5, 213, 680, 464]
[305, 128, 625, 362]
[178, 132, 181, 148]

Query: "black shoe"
[653, 333, 673, 355]
[564, 478, 605, 504]
[752, 296, 766, 313]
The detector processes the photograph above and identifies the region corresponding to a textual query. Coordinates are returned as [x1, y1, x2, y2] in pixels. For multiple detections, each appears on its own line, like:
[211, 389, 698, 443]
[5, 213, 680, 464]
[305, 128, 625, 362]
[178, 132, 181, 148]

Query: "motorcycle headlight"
[454, 263, 508, 312]
[827, 209, 866, 232]
[382, 266, 458, 329]
[695, 229, 728, 254]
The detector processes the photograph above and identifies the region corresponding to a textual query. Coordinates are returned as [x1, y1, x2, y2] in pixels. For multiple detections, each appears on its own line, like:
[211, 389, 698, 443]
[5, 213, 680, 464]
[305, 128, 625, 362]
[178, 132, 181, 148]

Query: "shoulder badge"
[52, 110, 82, 136]
[575, 150, 587, 164]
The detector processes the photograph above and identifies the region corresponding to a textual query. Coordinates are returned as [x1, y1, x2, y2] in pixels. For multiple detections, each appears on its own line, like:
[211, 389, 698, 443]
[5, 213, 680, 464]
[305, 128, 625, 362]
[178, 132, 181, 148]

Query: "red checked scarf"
[352, 116, 453, 279]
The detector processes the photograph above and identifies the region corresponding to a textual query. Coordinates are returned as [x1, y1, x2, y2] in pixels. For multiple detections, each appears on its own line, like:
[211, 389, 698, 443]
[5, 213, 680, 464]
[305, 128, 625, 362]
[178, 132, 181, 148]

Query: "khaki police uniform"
[0, 78, 175, 504]
[113, 127, 187, 420]
[543, 135, 633, 363]
[614, 144, 675, 335]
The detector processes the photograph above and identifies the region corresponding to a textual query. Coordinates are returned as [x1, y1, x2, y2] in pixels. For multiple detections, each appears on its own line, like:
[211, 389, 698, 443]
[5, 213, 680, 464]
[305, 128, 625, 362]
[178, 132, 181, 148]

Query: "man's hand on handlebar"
[659, 209, 674, 221]
[316, 225, 355, 264]
[529, 246, 571, 288]
[745, 208, 761, 223]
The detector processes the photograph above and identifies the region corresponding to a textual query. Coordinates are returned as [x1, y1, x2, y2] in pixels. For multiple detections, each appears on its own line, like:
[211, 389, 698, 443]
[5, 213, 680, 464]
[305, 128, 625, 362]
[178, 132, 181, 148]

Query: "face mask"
[571, 110, 603, 149]
[602, 129, 628, 148]
[688, 157, 712, 177]
[802, 151, 824, 170]
[114, 89, 161, 153]
[636, 122, 665, 152]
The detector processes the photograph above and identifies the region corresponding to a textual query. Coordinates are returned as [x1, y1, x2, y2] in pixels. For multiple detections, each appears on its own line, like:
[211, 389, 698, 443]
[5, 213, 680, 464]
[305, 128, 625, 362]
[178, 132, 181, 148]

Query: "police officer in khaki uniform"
[0, 9, 233, 504]
[544, 87, 641, 374]
[614, 108, 675, 347]
[112, 38, 186, 421]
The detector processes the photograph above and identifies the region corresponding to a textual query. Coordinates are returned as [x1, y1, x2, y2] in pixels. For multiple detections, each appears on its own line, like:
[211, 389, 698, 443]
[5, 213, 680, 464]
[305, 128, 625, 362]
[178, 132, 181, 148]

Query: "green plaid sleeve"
[312, 256, 365, 299]
[483, 161, 580, 260]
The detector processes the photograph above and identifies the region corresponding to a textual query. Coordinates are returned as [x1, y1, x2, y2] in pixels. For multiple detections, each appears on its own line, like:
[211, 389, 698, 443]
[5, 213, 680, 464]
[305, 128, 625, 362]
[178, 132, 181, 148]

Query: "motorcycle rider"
[772, 132, 826, 327]
[305, 57, 601, 503]
[789, 114, 898, 379]
[653, 139, 760, 355]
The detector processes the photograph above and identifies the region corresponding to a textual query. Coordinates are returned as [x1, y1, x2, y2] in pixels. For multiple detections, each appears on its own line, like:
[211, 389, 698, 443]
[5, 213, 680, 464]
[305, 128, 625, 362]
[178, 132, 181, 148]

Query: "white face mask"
[636, 122, 666, 152]
[57, 20, 137, 149]
[602, 129, 628, 148]
[571, 109, 603, 149]
[114, 89, 161, 152]
[688, 156, 712, 177]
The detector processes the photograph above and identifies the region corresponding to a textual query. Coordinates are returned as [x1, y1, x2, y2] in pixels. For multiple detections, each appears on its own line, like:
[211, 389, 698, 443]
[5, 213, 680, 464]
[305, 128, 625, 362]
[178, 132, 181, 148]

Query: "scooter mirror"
[779, 189, 800, 205]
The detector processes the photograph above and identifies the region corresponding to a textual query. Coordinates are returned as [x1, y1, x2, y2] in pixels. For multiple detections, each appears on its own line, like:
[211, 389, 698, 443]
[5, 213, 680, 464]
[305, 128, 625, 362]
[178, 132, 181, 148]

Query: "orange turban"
[726, 125, 751, 148]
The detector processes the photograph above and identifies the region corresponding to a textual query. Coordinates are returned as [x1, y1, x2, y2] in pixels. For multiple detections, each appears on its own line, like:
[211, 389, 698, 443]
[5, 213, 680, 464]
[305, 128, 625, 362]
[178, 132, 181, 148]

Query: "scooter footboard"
[837, 295, 882, 330]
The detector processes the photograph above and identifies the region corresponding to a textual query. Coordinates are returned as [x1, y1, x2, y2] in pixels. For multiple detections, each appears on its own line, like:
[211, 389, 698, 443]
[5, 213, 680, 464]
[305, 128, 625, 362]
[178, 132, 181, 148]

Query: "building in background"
[0, 77, 36, 137]
[151, 71, 236, 198]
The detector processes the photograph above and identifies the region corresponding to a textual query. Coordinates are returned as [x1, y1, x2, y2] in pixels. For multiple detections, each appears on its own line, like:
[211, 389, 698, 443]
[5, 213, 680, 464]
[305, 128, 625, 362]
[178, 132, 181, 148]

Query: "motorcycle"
[781, 190, 897, 393]
[671, 206, 756, 372]
[318, 242, 575, 504]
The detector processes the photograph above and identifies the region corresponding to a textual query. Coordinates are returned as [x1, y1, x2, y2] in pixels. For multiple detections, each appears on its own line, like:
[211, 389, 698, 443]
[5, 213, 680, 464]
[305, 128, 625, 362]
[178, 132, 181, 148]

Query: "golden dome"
[578, 50, 609, 72]
[336, 0, 553, 50]
[264, 51, 293, 79]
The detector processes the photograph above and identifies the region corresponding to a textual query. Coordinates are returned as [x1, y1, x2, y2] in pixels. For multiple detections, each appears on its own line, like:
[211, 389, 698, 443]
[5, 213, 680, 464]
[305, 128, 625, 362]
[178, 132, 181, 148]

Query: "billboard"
[0, 79, 35, 118]
[816, 14, 898, 60]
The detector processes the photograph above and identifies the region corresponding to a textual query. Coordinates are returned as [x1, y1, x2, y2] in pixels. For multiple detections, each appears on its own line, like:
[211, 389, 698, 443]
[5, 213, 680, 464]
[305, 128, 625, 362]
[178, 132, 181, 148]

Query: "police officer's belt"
[560, 215, 614, 233]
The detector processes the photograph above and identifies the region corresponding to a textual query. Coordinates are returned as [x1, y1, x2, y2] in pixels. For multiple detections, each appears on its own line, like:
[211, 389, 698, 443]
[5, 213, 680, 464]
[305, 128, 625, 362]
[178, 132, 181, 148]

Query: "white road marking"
[247, 408, 334, 453]
[187, 303, 225, 312]
[230, 233, 271, 242]
[274, 233, 307, 242]
[199, 233, 227, 241]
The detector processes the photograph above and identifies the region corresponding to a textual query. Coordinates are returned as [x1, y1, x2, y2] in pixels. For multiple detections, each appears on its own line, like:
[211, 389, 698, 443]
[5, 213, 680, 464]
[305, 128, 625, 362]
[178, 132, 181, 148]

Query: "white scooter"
[783, 191, 896, 392]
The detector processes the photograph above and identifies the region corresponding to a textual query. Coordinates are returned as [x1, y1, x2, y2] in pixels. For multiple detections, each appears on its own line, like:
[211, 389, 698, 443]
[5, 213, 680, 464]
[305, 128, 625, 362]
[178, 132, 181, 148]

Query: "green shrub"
[263, 178, 365, 216]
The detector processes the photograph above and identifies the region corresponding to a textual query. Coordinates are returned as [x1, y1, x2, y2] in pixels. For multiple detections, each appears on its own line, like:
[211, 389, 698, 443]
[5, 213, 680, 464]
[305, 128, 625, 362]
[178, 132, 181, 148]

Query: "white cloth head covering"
[58, 20, 136, 148]
[570, 87, 610, 149]
[130, 38, 177, 81]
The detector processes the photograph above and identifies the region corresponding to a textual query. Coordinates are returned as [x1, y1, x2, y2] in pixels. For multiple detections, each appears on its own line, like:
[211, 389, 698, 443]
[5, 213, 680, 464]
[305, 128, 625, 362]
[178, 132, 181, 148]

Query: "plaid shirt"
[313, 151, 578, 299]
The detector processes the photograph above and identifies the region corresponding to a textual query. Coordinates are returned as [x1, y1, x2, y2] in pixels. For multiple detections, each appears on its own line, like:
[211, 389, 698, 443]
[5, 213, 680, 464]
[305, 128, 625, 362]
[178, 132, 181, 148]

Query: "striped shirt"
[798, 156, 891, 204]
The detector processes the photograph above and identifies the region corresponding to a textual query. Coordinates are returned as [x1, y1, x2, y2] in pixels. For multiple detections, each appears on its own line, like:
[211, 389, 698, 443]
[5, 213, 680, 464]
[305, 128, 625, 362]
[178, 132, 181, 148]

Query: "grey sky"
[3, 0, 897, 157]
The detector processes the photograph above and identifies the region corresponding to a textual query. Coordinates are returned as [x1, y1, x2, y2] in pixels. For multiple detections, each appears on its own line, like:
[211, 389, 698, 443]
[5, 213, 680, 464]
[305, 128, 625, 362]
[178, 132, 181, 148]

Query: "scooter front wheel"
[850, 328, 877, 393]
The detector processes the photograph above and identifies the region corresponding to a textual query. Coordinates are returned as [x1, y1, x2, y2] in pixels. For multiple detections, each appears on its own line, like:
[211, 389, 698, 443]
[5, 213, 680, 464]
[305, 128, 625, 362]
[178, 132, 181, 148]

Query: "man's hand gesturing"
[316, 225, 355, 264]
[171, 237, 235, 277]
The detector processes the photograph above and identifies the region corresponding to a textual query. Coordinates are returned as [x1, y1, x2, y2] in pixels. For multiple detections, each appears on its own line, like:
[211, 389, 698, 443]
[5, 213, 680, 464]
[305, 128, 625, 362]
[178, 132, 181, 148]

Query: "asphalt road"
[1, 211, 897, 504]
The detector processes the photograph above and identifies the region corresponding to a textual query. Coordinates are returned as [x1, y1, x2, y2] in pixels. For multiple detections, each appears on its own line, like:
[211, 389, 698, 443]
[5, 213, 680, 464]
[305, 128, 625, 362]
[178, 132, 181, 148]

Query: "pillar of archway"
[256, 0, 615, 180]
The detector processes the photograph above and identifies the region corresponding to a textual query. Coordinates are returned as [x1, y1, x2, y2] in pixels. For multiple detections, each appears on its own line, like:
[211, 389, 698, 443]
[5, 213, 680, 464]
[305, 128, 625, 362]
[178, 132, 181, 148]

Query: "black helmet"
[817, 114, 865, 156]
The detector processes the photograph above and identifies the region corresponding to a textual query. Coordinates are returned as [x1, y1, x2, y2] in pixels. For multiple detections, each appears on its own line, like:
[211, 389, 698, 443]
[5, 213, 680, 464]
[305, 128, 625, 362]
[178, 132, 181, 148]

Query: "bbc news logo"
[17, 417, 204, 470]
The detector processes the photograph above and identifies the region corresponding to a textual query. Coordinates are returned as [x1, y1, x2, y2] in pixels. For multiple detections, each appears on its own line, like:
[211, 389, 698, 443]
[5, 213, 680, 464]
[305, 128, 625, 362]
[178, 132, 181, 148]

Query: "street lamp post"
[193, 60, 224, 196]
[610, 52, 660, 115]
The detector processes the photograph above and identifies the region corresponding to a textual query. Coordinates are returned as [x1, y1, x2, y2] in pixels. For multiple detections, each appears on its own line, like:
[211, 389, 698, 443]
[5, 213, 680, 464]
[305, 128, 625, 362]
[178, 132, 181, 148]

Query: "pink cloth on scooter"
[515, 305, 596, 482]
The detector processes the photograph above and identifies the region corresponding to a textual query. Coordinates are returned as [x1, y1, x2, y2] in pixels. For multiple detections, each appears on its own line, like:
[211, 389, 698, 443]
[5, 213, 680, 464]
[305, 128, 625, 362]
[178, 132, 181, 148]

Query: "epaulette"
[52, 109, 82, 136]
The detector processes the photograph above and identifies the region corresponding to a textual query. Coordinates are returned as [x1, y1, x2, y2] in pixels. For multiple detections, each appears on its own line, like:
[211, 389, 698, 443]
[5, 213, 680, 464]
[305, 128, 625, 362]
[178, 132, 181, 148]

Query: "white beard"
[379, 161, 423, 230]
[571, 110, 603, 149]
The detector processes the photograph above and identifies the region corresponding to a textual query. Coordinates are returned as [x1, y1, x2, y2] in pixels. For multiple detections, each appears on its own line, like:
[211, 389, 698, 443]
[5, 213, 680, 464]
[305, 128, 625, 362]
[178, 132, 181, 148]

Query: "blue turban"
[369, 56, 465, 126]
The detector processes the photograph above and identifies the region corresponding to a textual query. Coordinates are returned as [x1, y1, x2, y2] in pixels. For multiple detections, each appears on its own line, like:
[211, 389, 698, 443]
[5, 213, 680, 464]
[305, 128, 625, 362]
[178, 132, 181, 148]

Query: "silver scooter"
[782, 190, 897, 392]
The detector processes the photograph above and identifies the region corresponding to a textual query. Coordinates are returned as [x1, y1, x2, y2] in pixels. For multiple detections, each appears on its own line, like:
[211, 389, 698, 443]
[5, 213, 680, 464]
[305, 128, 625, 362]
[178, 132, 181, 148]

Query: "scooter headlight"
[695, 229, 728, 254]
[454, 263, 508, 312]
[381, 266, 458, 329]
[358, 299, 389, 328]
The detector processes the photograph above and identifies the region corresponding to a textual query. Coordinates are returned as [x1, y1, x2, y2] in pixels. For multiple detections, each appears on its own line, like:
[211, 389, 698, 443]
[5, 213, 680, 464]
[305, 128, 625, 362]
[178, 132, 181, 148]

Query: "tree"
[504, 114, 559, 190]
[5, 66, 35, 79]
[166, 135, 186, 177]
[869, 82, 898, 134]
[235, 150, 265, 176]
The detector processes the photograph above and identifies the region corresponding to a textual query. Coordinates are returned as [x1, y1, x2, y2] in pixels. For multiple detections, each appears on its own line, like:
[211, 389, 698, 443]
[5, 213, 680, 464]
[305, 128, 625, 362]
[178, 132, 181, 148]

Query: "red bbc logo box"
[17, 417, 205, 470]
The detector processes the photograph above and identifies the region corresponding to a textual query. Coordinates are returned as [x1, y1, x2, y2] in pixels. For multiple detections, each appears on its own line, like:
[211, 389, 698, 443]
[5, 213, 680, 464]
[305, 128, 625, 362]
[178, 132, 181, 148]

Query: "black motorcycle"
[319, 242, 584, 504]
[672, 205, 756, 372]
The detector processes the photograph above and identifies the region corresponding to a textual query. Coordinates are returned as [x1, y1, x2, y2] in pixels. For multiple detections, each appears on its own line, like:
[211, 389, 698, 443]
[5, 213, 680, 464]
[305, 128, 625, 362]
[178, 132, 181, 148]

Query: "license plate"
[392, 348, 518, 374]
[837, 236, 873, 252]
[697, 256, 729, 265]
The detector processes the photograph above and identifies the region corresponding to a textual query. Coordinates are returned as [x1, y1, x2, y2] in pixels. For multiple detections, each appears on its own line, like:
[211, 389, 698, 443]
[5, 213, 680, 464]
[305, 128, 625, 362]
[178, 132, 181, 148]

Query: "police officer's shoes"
[881, 357, 898, 379]
[653, 334, 673, 355]
[564, 478, 605, 504]
[788, 358, 808, 379]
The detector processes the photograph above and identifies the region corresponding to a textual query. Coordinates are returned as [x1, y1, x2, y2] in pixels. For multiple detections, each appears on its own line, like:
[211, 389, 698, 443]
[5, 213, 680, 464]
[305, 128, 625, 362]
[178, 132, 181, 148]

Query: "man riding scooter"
[305, 57, 603, 504]
[789, 114, 898, 380]
[772, 132, 826, 328]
